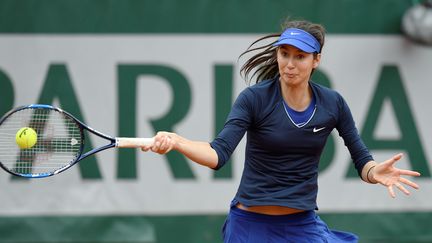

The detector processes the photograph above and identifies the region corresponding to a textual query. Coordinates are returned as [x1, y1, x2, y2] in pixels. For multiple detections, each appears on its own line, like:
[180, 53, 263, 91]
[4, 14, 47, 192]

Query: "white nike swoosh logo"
[313, 127, 326, 133]
[290, 32, 301, 35]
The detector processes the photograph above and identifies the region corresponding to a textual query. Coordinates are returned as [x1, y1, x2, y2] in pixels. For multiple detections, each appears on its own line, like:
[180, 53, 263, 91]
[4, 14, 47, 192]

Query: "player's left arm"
[361, 153, 421, 198]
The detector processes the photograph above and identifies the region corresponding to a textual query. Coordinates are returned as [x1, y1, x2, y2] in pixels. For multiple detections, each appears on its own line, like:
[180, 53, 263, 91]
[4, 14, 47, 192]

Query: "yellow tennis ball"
[15, 127, 38, 149]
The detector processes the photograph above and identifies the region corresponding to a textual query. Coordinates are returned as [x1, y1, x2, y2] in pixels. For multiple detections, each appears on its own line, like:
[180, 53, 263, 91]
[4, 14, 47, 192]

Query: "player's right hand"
[142, 131, 177, 154]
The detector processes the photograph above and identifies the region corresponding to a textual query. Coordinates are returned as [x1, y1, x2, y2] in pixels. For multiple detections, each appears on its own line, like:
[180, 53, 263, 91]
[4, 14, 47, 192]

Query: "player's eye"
[280, 50, 288, 57]
[296, 54, 305, 60]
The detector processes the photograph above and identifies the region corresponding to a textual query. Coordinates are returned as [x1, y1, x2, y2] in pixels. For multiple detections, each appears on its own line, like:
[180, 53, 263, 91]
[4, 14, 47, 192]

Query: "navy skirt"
[222, 207, 358, 243]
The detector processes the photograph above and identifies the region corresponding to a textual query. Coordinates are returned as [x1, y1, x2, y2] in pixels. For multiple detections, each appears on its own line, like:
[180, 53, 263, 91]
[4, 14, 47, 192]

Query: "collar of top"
[273, 28, 321, 53]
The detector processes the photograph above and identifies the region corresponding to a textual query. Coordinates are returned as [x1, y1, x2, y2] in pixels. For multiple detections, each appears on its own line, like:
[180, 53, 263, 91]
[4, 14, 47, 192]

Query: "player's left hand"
[371, 153, 421, 198]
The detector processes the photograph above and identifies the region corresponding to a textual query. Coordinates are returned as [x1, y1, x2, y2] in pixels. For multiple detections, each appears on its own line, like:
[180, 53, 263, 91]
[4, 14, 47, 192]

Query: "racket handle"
[115, 137, 154, 148]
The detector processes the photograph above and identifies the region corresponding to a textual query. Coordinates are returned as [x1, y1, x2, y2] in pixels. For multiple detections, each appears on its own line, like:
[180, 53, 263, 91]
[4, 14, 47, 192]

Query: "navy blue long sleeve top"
[210, 78, 373, 210]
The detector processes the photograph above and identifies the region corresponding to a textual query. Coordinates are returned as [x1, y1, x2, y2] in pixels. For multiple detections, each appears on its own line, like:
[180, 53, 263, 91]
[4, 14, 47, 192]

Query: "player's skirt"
[222, 206, 358, 243]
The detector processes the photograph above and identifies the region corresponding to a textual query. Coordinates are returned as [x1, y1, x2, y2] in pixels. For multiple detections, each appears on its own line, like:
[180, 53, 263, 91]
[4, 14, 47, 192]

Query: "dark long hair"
[239, 19, 326, 85]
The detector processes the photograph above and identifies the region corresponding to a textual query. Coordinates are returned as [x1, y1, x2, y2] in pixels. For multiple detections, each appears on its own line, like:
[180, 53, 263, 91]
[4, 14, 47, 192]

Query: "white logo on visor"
[290, 32, 301, 35]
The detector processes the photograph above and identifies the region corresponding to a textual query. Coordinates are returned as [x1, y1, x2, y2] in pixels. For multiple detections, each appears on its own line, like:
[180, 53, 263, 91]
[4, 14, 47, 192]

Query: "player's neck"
[281, 82, 312, 111]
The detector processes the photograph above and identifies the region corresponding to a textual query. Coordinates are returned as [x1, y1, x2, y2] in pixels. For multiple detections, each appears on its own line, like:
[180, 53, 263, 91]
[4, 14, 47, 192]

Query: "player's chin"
[280, 75, 301, 86]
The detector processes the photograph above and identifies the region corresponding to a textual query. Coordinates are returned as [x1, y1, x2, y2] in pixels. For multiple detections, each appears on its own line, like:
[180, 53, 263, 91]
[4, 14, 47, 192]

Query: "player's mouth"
[285, 73, 297, 78]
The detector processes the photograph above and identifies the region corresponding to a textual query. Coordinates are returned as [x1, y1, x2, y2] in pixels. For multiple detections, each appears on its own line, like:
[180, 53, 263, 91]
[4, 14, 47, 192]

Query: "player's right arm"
[142, 131, 218, 169]
[143, 88, 255, 170]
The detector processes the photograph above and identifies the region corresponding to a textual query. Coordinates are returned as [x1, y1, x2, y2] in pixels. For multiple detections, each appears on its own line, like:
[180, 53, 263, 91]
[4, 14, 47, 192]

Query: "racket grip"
[115, 137, 154, 148]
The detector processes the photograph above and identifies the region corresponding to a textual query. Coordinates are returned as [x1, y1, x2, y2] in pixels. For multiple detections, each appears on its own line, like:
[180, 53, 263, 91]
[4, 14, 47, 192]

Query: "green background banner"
[0, 0, 413, 34]
[1, 213, 432, 242]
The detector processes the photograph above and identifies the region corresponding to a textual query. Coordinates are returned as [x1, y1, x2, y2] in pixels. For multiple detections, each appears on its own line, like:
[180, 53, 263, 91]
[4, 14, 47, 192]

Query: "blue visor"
[273, 28, 321, 53]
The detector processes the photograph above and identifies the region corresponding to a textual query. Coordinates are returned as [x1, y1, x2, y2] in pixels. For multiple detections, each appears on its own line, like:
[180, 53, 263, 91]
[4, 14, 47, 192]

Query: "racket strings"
[0, 108, 83, 176]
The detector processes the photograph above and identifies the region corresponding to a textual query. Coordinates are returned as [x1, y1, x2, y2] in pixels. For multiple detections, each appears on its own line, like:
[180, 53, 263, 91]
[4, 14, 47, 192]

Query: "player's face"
[277, 45, 320, 87]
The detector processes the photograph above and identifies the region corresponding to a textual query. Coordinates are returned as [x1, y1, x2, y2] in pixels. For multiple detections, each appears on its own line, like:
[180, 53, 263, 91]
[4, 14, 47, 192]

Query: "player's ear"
[313, 53, 321, 68]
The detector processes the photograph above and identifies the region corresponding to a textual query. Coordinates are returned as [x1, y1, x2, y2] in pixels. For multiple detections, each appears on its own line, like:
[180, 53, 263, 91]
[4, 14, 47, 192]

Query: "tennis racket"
[0, 104, 154, 178]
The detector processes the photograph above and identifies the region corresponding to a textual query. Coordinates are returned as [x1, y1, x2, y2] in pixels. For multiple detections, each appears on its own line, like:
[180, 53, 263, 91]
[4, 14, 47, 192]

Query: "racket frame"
[0, 104, 117, 178]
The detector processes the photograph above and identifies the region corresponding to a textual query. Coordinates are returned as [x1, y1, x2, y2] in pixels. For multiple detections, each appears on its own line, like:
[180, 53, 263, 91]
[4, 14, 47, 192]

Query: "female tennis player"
[141, 19, 421, 242]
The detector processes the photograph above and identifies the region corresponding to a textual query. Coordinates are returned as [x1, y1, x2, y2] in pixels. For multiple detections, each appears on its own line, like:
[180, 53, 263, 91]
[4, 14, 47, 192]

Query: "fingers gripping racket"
[0, 104, 154, 178]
